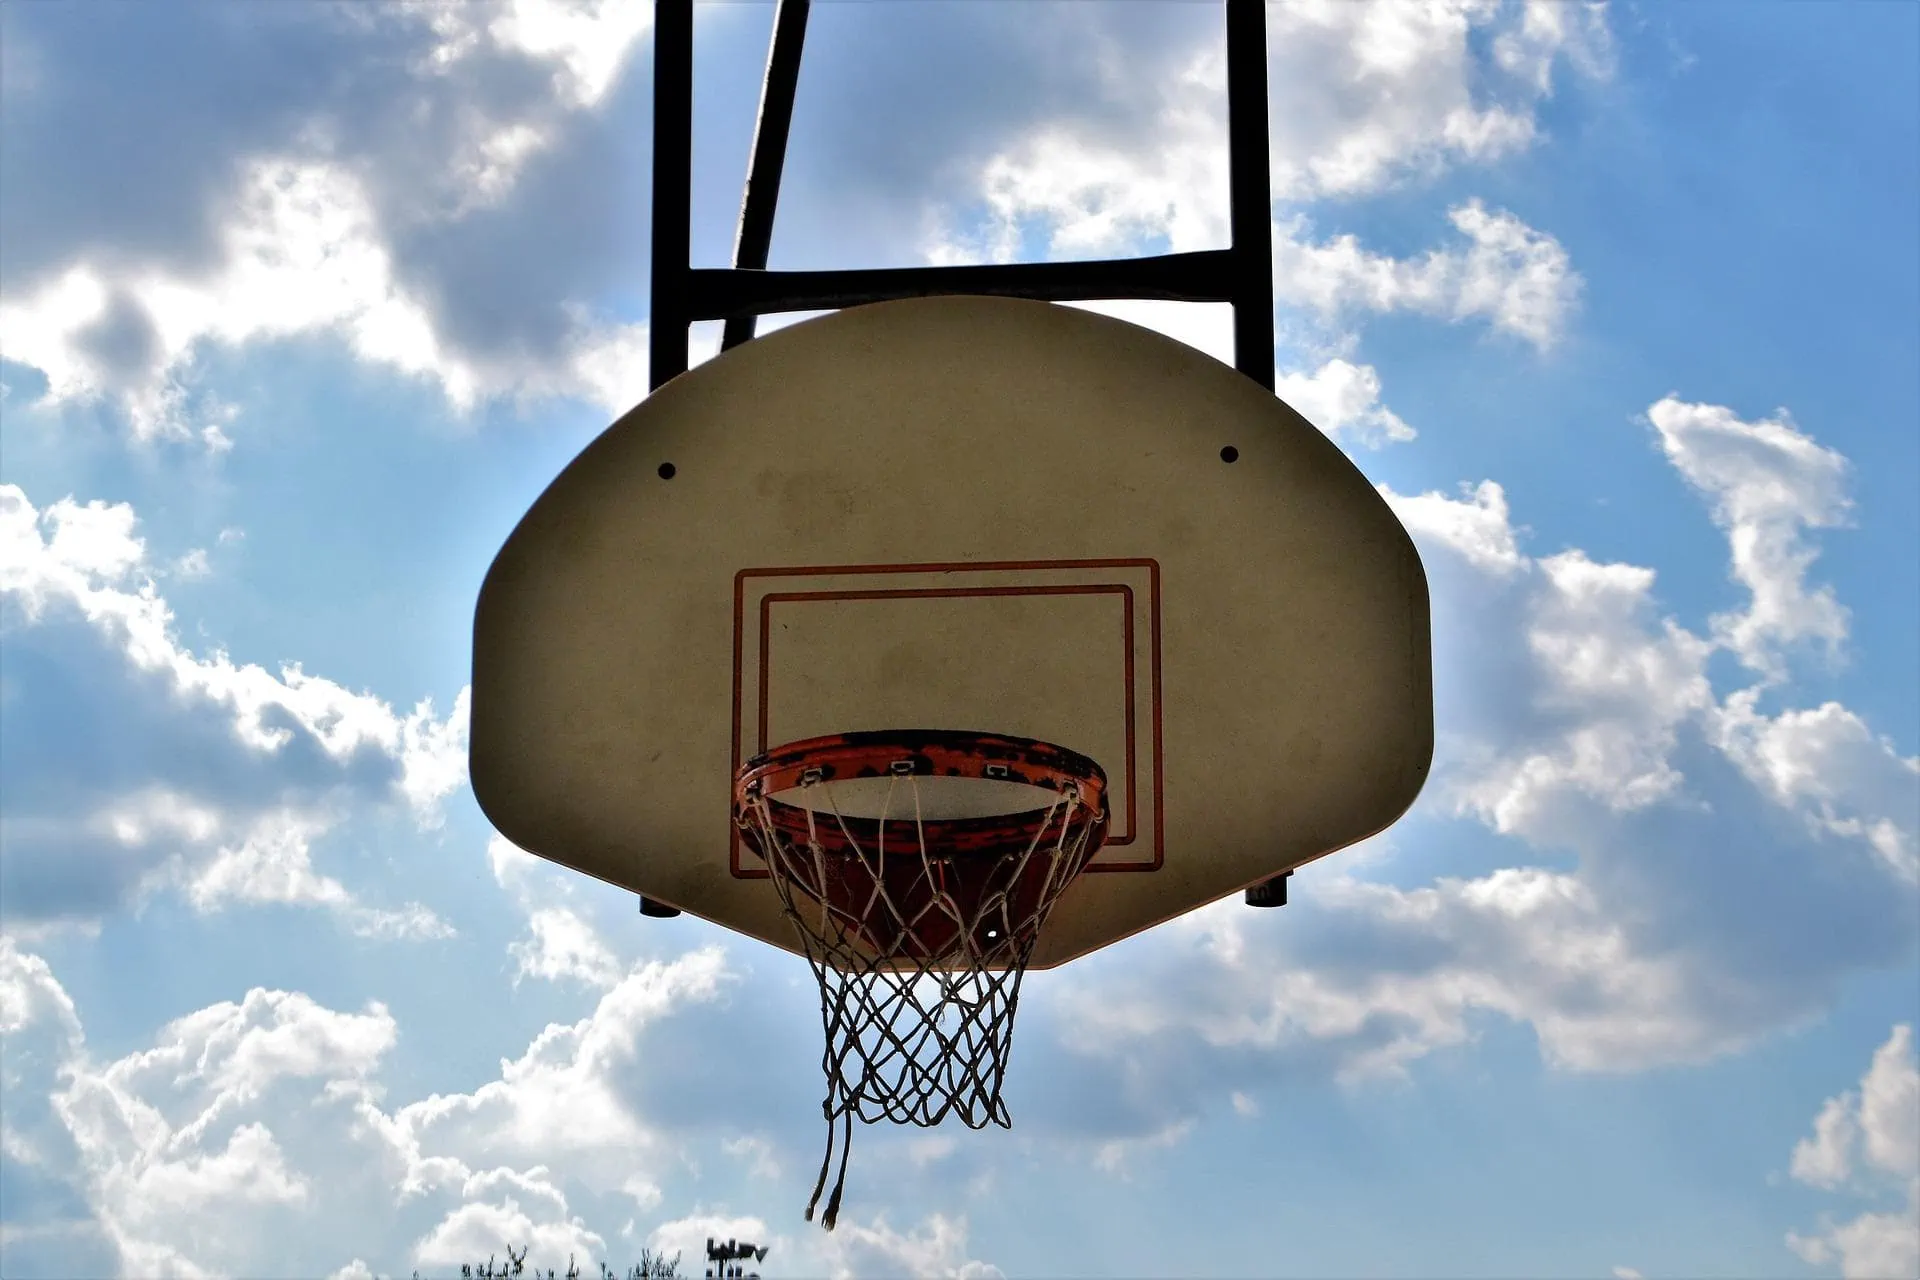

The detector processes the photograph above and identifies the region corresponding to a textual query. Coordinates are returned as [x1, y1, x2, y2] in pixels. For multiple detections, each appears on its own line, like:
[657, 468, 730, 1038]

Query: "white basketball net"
[736, 772, 1103, 1230]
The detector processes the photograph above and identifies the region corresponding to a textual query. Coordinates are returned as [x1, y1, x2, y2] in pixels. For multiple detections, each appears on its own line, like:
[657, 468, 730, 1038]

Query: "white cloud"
[818, 1213, 1002, 1280]
[380, 948, 733, 1179]
[1, 166, 449, 439]
[1454, 547, 1715, 839]
[4, 1, 1598, 435]
[487, 835, 627, 989]
[945, 45, 1233, 261]
[1792, 1025, 1920, 1190]
[170, 547, 212, 580]
[410, 1167, 606, 1274]
[943, 160, 1581, 355]
[1, 0, 662, 440]
[1859, 1027, 1920, 1180]
[510, 907, 625, 990]
[1786, 1025, 1920, 1279]
[1, 937, 744, 1278]
[620, 1173, 663, 1210]
[1273, 201, 1582, 348]
[1276, 357, 1414, 444]
[1093, 1120, 1197, 1176]
[1649, 397, 1853, 675]
[0, 938, 84, 1051]
[2, 487, 468, 803]
[1786, 1185, 1920, 1279]
[1382, 479, 1718, 853]
[1388, 401, 1912, 873]
[1492, 0, 1615, 94]
[0, 938, 89, 1191]
[41, 985, 396, 1276]
[1387, 478, 1527, 575]
[1267, 0, 1608, 198]
[183, 809, 455, 940]
[0, 162, 656, 438]
[1, 483, 463, 933]
[1714, 696, 1920, 883]
[463, 0, 653, 110]
[1029, 400, 1914, 1142]
[933, 0, 1610, 268]
[721, 1134, 783, 1182]
[1050, 867, 1734, 1094]
[1795, 1092, 1864, 1190]
[919, 6, 1591, 361]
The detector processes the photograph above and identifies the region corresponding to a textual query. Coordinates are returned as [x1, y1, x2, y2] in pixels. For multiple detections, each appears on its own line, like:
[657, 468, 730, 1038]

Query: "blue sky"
[2, 2, 1916, 1277]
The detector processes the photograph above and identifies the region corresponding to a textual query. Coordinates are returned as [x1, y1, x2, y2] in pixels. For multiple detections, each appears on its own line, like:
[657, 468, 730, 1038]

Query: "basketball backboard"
[470, 296, 1431, 968]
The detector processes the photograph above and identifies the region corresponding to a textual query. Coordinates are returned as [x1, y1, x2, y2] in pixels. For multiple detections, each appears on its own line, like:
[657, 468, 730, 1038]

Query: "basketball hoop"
[734, 729, 1109, 1228]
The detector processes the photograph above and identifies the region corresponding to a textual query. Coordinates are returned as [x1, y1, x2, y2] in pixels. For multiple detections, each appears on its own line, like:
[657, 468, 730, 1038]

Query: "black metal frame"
[649, 0, 1274, 391]
[643, 0, 1289, 915]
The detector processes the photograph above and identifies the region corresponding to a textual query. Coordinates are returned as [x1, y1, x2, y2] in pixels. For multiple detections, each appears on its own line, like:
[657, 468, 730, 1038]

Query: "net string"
[739, 770, 1102, 1229]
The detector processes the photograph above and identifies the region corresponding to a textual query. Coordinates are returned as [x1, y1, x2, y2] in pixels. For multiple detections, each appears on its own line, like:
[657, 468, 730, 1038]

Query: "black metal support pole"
[639, 0, 691, 919]
[1230, 0, 1284, 910]
[1224, 0, 1275, 390]
[649, 0, 695, 391]
[722, 0, 812, 352]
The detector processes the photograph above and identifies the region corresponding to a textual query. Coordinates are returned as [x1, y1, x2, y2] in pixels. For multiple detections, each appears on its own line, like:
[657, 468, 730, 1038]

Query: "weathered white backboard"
[471, 296, 1431, 968]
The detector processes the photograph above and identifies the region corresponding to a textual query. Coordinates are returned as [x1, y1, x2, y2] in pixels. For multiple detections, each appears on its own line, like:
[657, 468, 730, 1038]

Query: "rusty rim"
[734, 729, 1107, 826]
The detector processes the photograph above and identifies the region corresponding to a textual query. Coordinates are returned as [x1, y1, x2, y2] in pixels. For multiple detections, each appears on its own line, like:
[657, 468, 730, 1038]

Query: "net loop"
[734, 730, 1109, 1229]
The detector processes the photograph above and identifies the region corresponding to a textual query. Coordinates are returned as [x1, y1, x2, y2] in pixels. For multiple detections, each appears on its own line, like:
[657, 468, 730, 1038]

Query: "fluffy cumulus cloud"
[488, 837, 636, 992]
[353, 946, 734, 1202]
[1714, 695, 1920, 884]
[1649, 397, 1854, 674]
[0, 938, 114, 1272]
[0, 933, 398, 1277]
[0, 925, 749, 1278]
[931, 0, 1608, 258]
[1272, 200, 1582, 349]
[925, 2, 1589, 353]
[1266, 0, 1610, 198]
[0, 824, 1002, 1277]
[1274, 356, 1415, 445]
[818, 1213, 1003, 1280]
[0, 873, 979, 1279]
[0, 484, 465, 934]
[0, 0, 656, 441]
[1024, 395, 1917, 1148]
[0, 0, 1602, 439]
[1785, 1025, 1920, 1279]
